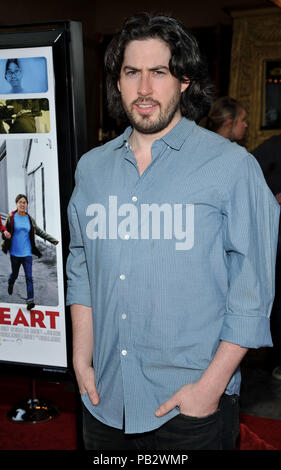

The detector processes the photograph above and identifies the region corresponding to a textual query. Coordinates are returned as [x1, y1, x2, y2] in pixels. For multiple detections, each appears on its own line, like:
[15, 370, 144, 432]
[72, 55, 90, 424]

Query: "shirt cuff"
[220, 313, 273, 348]
[66, 281, 92, 307]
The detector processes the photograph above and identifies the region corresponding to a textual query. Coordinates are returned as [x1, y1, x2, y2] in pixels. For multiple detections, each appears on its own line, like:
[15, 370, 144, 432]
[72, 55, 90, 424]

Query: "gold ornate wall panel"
[229, 7, 281, 152]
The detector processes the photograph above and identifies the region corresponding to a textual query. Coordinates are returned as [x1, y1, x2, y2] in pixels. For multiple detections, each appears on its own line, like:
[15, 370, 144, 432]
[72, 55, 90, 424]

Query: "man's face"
[117, 38, 189, 135]
[230, 108, 248, 141]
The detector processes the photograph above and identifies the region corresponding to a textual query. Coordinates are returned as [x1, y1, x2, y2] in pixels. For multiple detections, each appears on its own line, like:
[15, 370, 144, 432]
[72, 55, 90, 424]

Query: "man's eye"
[153, 70, 166, 76]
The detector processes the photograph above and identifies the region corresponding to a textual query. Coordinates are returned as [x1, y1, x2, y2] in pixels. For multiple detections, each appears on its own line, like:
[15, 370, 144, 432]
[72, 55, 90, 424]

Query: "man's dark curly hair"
[104, 12, 215, 123]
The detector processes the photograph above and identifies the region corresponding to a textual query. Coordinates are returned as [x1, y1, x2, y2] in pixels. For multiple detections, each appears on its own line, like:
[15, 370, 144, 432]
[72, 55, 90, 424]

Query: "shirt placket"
[117, 144, 141, 404]
[117, 140, 170, 429]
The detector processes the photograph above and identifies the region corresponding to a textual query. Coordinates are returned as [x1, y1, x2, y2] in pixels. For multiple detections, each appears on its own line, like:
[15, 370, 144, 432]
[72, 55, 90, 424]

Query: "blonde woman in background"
[200, 96, 248, 142]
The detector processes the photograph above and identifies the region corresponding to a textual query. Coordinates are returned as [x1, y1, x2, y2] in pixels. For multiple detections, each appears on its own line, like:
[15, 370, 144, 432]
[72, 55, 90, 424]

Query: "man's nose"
[138, 73, 152, 96]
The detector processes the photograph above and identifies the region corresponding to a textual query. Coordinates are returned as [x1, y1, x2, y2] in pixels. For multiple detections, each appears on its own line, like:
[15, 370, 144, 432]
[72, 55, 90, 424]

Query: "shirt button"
[120, 274, 126, 280]
[121, 349, 127, 356]
[132, 196, 137, 202]
[121, 313, 127, 319]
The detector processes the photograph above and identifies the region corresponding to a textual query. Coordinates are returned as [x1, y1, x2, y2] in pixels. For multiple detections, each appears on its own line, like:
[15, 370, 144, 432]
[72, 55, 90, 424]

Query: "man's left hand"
[155, 382, 220, 418]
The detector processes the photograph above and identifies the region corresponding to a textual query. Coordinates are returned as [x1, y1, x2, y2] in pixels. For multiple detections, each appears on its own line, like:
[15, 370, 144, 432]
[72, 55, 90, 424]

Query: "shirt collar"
[113, 117, 195, 151]
[113, 127, 133, 150]
[161, 118, 195, 150]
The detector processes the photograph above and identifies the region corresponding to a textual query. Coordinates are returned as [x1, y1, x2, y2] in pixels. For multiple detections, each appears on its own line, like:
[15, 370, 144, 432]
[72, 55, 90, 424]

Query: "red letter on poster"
[45, 311, 59, 329]
[13, 309, 29, 327]
[30, 310, 46, 328]
[0, 307, 11, 325]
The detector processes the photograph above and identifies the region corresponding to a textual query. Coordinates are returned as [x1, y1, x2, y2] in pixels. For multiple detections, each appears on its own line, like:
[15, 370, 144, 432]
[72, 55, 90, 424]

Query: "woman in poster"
[5, 59, 23, 93]
[2, 194, 59, 310]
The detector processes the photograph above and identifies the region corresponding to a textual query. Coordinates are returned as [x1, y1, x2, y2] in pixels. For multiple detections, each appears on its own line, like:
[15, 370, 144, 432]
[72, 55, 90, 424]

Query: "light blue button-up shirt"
[66, 118, 279, 434]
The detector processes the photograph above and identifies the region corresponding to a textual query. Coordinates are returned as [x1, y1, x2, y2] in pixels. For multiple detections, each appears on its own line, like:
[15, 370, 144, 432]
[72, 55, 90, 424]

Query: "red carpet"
[0, 406, 77, 450]
[239, 414, 281, 450]
[0, 374, 79, 450]
[0, 375, 281, 450]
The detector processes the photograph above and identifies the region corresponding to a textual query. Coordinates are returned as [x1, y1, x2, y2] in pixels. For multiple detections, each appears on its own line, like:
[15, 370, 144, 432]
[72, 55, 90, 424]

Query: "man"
[252, 134, 281, 381]
[6, 100, 36, 134]
[66, 13, 279, 451]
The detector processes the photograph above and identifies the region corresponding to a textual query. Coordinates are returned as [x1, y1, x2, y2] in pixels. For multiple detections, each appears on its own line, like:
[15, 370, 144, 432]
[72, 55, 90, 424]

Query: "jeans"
[82, 393, 240, 451]
[9, 254, 34, 301]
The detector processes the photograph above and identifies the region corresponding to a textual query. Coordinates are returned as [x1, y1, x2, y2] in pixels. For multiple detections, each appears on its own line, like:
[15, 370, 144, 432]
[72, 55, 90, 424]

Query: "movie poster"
[0, 47, 67, 368]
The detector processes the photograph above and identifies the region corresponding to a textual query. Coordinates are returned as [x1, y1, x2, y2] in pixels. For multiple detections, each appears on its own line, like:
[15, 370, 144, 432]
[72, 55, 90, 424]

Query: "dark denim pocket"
[155, 394, 239, 450]
[155, 408, 222, 450]
[179, 408, 220, 422]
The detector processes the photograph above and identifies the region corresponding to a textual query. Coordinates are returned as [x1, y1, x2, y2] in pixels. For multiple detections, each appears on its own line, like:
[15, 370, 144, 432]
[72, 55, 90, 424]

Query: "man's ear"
[117, 80, 121, 92]
[181, 77, 190, 93]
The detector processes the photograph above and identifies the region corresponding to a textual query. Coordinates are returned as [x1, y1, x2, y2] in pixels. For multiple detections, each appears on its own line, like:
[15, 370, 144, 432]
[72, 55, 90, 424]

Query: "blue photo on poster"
[0, 57, 48, 94]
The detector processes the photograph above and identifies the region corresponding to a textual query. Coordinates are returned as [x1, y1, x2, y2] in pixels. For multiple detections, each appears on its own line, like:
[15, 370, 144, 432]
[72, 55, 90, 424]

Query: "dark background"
[0, 0, 274, 150]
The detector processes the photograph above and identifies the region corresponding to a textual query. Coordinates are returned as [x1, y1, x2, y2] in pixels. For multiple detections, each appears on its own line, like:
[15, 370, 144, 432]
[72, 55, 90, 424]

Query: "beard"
[121, 88, 182, 135]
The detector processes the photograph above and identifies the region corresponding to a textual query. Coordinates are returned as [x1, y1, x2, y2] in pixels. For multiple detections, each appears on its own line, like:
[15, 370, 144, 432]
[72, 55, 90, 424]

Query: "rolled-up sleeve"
[66, 164, 92, 307]
[220, 153, 280, 348]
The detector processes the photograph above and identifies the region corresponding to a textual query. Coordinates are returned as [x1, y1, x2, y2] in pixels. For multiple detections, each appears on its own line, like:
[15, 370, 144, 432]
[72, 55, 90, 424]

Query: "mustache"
[132, 98, 160, 105]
